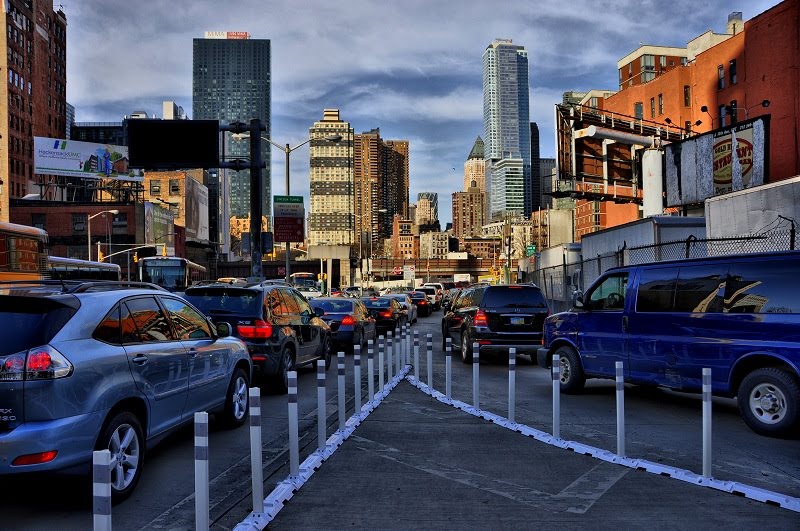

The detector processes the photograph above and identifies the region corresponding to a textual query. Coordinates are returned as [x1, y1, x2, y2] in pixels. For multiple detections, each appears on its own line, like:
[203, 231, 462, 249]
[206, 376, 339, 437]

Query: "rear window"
[311, 299, 354, 313]
[363, 298, 390, 308]
[0, 297, 78, 355]
[419, 287, 436, 295]
[183, 288, 263, 316]
[481, 286, 547, 309]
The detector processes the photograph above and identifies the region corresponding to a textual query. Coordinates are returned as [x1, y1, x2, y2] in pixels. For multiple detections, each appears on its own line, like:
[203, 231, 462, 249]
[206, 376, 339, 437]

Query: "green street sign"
[274, 195, 304, 204]
[525, 244, 537, 257]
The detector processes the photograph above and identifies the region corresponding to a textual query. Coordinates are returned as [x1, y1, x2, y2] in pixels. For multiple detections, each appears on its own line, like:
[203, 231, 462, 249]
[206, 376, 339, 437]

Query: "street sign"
[273, 195, 304, 204]
[273, 217, 304, 242]
[526, 244, 537, 257]
[273, 203, 305, 217]
[403, 265, 415, 280]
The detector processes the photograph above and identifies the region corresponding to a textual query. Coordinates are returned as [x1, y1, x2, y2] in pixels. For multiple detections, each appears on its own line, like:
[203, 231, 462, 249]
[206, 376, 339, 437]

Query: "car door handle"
[621, 315, 629, 332]
[131, 355, 148, 365]
[187, 348, 198, 358]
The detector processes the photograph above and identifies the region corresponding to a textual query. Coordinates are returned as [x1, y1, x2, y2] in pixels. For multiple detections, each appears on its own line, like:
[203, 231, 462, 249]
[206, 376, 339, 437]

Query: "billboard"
[34, 137, 143, 181]
[185, 176, 210, 243]
[665, 117, 768, 207]
[127, 119, 220, 169]
[144, 202, 175, 255]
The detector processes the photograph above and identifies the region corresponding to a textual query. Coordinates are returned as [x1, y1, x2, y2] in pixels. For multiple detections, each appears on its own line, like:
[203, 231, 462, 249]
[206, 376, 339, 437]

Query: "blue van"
[537, 251, 800, 437]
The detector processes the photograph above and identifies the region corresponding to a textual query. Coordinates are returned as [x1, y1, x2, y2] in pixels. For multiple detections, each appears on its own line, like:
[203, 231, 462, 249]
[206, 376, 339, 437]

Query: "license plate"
[510, 317, 525, 325]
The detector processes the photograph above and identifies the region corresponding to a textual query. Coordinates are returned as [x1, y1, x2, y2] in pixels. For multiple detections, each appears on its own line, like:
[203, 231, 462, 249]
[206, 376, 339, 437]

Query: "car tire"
[272, 347, 295, 394]
[737, 368, 799, 437]
[460, 329, 473, 364]
[97, 411, 144, 503]
[221, 367, 249, 428]
[322, 334, 332, 369]
[556, 346, 586, 394]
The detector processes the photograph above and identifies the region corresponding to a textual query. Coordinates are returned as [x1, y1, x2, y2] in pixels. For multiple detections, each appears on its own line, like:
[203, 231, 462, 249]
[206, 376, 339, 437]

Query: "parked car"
[0, 280, 252, 501]
[418, 286, 441, 311]
[408, 290, 432, 317]
[182, 282, 331, 393]
[362, 296, 406, 335]
[384, 293, 418, 324]
[537, 251, 800, 437]
[309, 297, 377, 353]
[442, 283, 549, 363]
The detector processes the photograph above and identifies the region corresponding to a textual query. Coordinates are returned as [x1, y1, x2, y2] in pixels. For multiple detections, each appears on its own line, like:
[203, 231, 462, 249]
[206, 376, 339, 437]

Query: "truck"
[453, 273, 472, 284]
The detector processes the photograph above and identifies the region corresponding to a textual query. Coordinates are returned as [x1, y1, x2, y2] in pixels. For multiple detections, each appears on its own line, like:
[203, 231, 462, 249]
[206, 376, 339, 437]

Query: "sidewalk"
[256, 381, 797, 530]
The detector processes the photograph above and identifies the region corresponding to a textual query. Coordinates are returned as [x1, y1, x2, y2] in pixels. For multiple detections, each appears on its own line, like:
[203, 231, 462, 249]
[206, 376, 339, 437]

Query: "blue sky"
[65, 0, 782, 224]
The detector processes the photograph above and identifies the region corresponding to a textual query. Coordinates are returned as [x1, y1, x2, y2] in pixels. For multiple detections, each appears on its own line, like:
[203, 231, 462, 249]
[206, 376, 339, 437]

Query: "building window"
[683, 85, 691, 107]
[658, 94, 664, 115]
[150, 180, 161, 194]
[634, 102, 643, 120]
[72, 214, 86, 234]
[112, 213, 128, 234]
[659, 55, 666, 70]
[718, 105, 727, 128]
[729, 59, 737, 85]
[169, 179, 180, 195]
[650, 98, 655, 118]
[717, 65, 725, 89]
[31, 213, 46, 230]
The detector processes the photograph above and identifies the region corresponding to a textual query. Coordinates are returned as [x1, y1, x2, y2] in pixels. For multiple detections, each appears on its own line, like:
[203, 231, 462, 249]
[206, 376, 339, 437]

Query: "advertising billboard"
[144, 202, 175, 255]
[34, 137, 143, 181]
[185, 176, 210, 243]
[665, 117, 768, 207]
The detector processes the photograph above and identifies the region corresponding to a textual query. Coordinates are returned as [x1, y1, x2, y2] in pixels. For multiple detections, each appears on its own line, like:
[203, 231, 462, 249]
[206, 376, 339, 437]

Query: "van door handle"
[621, 316, 629, 332]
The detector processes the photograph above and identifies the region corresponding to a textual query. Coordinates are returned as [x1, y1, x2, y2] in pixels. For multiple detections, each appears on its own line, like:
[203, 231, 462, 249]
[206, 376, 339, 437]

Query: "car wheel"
[555, 346, 586, 394]
[322, 334, 332, 369]
[97, 411, 144, 503]
[272, 347, 295, 394]
[221, 368, 249, 428]
[460, 329, 473, 364]
[738, 368, 799, 437]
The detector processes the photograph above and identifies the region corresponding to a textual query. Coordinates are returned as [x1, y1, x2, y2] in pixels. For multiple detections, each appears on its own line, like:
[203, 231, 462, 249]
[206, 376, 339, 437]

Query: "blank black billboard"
[127, 119, 220, 169]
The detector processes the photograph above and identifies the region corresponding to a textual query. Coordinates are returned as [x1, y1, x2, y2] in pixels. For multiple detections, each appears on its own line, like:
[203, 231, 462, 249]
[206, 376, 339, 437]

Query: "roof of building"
[467, 136, 484, 160]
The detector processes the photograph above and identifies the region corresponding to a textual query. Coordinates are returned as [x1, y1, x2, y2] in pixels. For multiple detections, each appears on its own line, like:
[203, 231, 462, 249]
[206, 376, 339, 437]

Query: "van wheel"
[222, 368, 249, 428]
[97, 411, 144, 503]
[555, 346, 586, 394]
[738, 368, 799, 437]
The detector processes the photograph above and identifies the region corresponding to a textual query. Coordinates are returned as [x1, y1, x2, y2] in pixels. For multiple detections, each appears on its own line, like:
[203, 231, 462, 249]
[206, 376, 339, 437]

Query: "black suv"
[183, 282, 331, 393]
[441, 284, 549, 363]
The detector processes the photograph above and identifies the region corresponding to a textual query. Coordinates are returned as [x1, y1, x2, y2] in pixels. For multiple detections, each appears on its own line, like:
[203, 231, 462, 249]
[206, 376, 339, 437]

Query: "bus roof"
[0, 221, 48, 239]
[48, 256, 121, 270]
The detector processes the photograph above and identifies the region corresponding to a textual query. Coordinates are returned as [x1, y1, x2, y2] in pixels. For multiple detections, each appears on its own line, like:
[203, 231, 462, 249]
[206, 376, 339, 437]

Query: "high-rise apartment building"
[482, 39, 531, 221]
[463, 136, 485, 192]
[452, 180, 486, 239]
[193, 31, 270, 256]
[309, 109, 355, 246]
[384, 139, 409, 223]
[1, 1, 67, 222]
[415, 192, 438, 225]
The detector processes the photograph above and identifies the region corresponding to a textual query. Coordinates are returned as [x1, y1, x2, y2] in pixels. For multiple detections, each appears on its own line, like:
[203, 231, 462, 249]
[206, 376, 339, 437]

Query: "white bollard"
[395, 326, 401, 374]
[378, 336, 385, 392]
[473, 341, 480, 410]
[337, 352, 346, 431]
[445, 337, 452, 399]
[413, 330, 420, 381]
[703, 367, 713, 478]
[317, 360, 326, 452]
[387, 332, 394, 383]
[354, 346, 362, 414]
[615, 361, 625, 457]
[426, 334, 433, 389]
[249, 388, 264, 512]
[508, 348, 516, 423]
[552, 354, 561, 439]
[288, 371, 299, 476]
[92, 449, 112, 531]
[368, 340, 375, 402]
[194, 412, 210, 531]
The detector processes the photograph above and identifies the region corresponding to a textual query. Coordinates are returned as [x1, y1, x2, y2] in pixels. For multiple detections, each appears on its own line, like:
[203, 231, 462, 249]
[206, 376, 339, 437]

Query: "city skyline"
[65, 0, 782, 225]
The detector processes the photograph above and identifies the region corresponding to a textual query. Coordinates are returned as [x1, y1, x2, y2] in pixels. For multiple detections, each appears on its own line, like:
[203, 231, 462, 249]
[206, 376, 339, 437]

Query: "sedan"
[408, 291, 432, 317]
[384, 293, 417, 324]
[309, 297, 377, 353]
[361, 297, 405, 335]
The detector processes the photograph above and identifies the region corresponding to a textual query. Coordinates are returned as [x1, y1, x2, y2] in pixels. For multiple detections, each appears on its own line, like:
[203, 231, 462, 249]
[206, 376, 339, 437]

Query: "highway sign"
[273, 195, 304, 203]
[273, 202, 305, 217]
[526, 244, 537, 256]
[273, 216, 304, 242]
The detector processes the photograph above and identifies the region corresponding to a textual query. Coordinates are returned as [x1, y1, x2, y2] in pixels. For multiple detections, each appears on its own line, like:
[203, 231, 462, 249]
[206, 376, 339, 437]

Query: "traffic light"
[98, 250, 105, 261]
[133, 252, 139, 263]
[161, 244, 167, 257]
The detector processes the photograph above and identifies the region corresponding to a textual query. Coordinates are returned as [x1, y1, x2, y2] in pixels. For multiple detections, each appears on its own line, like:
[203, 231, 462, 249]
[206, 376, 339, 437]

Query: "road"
[1, 311, 798, 529]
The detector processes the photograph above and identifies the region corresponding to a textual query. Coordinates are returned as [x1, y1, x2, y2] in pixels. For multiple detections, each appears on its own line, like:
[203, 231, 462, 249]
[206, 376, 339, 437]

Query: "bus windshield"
[141, 259, 187, 290]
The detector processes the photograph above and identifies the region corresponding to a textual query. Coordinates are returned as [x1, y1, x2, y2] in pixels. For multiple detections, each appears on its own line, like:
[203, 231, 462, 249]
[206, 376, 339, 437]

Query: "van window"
[587, 274, 628, 311]
[725, 261, 800, 314]
[674, 265, 727, 313]
[636, 268, 678, 312]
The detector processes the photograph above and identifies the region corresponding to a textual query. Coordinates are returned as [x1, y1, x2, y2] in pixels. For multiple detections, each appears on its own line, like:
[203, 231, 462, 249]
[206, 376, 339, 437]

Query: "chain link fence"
[532, 230, 796, 313]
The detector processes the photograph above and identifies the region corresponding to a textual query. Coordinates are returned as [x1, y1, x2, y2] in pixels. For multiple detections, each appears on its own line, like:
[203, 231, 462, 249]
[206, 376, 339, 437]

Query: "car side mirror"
[216, 322, 233, 337]
[572, 290, 585, 309]
[314, 307, 325, 317]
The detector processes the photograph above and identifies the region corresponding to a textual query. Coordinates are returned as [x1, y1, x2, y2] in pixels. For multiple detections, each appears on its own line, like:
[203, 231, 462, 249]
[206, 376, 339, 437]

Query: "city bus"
[138, 256, 208, 291]
[46, 256, 121, 281]
[289, 271, 318, 289]
[0, 221, 48, 281]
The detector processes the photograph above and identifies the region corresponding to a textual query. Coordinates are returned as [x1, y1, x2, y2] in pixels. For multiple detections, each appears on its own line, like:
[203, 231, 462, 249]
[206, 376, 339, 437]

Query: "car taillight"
[0, 347, 72, 381]
[238, 320, 273, 339]
[341, 315, 356, 325]
[12, 451, 58, 466]
[419, 300, 427, 305]
[474, 310, 488, 326]
[380, 310, 392, 318]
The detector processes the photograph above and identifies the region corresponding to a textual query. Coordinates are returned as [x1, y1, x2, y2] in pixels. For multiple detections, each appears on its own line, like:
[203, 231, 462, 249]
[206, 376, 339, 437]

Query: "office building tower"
[539, 157, 556, 209]
[482, 39, 531, 220]
[416, 192, 438, 225]
[463, 136, 485, 192]
[1, 1, 67, 221]
[384, 139, 409, 223]
[193, 31, 270, 256]
[530, 122, 541, 212]
[309, 109, 355, 246]
[354, 128, 381, 257]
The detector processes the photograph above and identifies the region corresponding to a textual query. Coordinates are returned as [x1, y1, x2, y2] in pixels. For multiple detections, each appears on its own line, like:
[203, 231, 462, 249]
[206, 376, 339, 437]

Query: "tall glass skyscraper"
[482, 39, 531, 220]
[193, 32, 271, 252]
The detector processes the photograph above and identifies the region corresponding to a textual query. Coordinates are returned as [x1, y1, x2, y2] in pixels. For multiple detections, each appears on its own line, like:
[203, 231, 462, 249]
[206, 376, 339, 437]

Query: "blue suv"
[0, 281, 252, 501]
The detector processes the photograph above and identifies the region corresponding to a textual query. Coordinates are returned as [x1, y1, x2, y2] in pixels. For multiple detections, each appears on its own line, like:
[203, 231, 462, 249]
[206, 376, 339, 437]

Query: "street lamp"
[233, 132, 342, 282]
[87, 209, 119, 261]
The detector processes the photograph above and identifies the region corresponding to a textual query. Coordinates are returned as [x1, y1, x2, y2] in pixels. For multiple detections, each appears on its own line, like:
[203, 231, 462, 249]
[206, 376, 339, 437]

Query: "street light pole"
[284, 143, 291, 283]
[87, 209, 119, 261]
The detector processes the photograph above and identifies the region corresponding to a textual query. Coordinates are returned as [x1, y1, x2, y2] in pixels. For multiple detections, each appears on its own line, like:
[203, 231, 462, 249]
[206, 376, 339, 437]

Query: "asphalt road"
[1, 310, 798, 530]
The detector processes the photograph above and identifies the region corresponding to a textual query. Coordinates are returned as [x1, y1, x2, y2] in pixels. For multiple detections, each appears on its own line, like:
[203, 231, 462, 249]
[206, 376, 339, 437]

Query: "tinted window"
[266, 289, 285, 317]
[674, 265, 728, 313]
[161, 298, 212, 339]
[725, 260, 800, 314]
[94, 304, 121, 344]
[363, 298, 390, 308]
[183, 288, 262, 316]
[481, 286, 547, 309]
[636, 268, 676, 312]
[419, 287, 436, 296]
[0, 297, 77, 355]
[124, 297, 176, 342]
[311, 299, 354, 313]
[278, 289, 301, 314]
[290, 290, 313, 315]
[587, 274, 629, 311]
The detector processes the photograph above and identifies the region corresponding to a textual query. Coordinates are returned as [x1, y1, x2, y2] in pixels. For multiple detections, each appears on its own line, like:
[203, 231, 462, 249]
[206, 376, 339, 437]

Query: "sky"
[64, 0, 782, 225]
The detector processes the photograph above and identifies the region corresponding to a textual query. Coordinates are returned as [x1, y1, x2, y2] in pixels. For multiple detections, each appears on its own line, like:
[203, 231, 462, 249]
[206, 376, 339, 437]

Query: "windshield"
[481, 286, 547, 309]
[141, 262, 187, 291]
[183, 288, 263, 316]
[0, 297, 77, 355]
[310, 299, 354, 313]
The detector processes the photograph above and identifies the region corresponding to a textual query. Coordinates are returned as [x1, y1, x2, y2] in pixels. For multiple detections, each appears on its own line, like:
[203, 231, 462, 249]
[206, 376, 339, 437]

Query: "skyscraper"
[415, 192, 438, 225]
[309, 109, 354, 246]
[193, 31, 270, 255]
[482, 39, 531, 220]
[530, 122, 541, 212]
[463, 136, 485, 192]
[452, 180, 486, 239]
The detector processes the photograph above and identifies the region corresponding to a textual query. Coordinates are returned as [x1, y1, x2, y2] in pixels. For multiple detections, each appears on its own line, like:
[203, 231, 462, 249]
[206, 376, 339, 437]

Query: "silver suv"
[0, 281, 252, 501]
